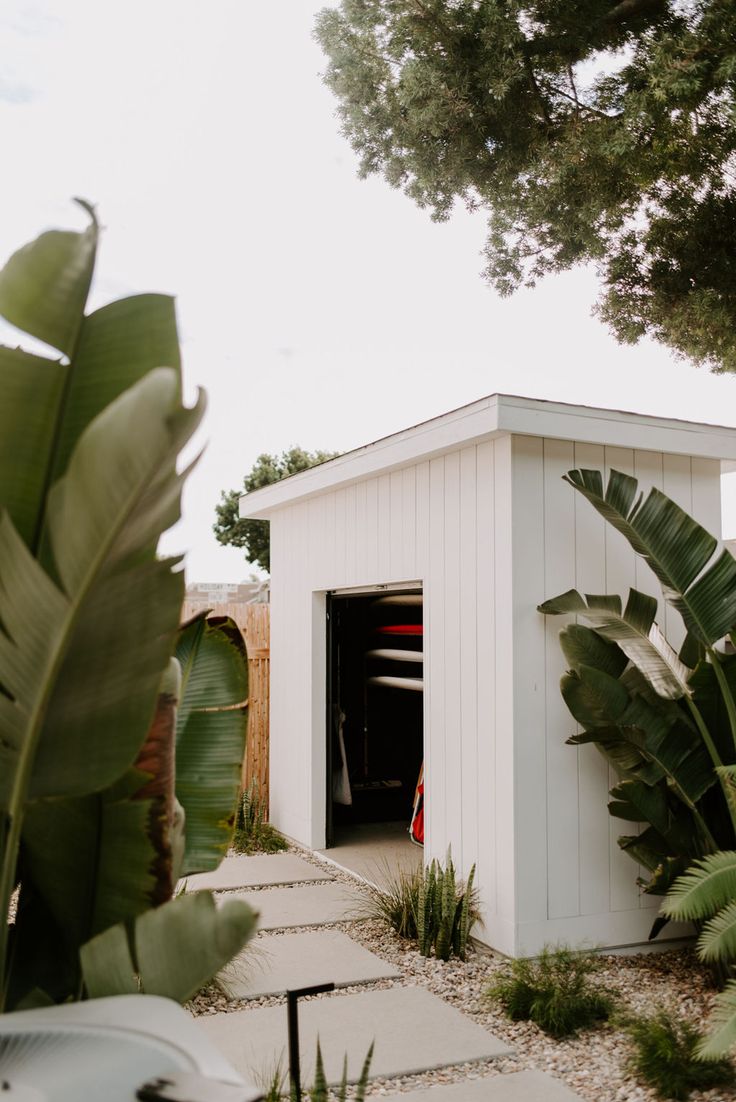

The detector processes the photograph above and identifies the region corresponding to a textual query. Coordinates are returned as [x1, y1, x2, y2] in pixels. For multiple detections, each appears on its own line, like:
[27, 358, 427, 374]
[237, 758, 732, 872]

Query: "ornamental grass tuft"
[622, 1008, 735, 1101]
[488, 945, 614, 1038]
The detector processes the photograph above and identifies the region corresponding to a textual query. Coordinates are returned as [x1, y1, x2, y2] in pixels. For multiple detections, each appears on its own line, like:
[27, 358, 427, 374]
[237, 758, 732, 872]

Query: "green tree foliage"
[315, 1, 736, 370]
[214, 447, 338, 572]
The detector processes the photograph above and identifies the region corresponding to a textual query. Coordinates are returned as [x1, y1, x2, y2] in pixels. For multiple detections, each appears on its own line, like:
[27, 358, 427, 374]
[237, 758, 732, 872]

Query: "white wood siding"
[513, 436, 722, 953]
[267, 430, 723, 955]
[268, 438, 514, 951]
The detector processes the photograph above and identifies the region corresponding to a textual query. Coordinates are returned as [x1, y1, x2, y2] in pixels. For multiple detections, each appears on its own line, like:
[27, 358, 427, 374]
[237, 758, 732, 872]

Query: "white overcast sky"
[3, 0, 736, 580]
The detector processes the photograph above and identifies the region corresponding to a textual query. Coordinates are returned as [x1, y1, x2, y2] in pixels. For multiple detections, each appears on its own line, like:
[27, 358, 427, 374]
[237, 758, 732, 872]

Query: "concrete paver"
[379, 1070, 584, 1101]
[222, 882, 366, 930]
[197, 985, 513, 1086]
[219, 929, 400, 998]
[183, 853, 332, 892]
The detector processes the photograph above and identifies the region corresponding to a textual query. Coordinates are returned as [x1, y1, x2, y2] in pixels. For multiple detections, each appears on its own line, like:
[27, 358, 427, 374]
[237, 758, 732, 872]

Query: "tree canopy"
[315, 0, 736, 371]
[214, 447, 338, 572]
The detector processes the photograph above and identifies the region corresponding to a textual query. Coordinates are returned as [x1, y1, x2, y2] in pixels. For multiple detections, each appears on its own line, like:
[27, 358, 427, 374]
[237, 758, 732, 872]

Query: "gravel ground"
[188, 844, 736, 1102]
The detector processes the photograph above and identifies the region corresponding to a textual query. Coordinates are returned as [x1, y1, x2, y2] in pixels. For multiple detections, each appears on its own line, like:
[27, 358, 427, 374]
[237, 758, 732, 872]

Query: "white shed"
[241, 394, 736, 956]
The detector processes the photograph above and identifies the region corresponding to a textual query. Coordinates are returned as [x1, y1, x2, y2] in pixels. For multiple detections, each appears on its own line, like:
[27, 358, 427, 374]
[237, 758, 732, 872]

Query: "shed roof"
[241, 393, 736, 519]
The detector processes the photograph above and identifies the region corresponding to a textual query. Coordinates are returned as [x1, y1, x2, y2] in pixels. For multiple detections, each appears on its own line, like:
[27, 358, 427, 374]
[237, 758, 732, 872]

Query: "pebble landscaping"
[187, 844, 736, 1101]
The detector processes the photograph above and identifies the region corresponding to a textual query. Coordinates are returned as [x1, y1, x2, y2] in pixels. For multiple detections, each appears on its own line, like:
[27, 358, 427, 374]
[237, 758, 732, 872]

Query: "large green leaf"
[558, 623, 628, 680]
[11, 666, 182, 1008]
[609, 778, 670, 836]
[689, 657, 736, 767]
[80, 891, 257, 1003]
[619, 690, 716, 807]
[20, 769, 156, 951]
[562, 469, 736, 647]
[561, 665, 630, 728]
[0, 199, 97, 356]
[0, 346, 66, 546]
[0, 371, 201, 803]
[0, 368, 203, 1002]
[541, 587, 692, 699]
[0, 204, 181, 553]
[175, 615, 249, 875]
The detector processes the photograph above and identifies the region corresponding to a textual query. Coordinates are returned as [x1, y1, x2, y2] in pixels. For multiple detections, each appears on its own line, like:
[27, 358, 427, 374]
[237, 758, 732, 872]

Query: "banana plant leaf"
[565, 667, 715, 808]
[0, 369, 203, 1005]
[175, 615, 249, 875]
[689, 657, 736, 766]
[541, 587, 692, 699]
[559, 623, 628, 680]
[10, 663, 184, 1008]
[562, 469, 736, 647]
[0, 201, 181, 552]
[80, 891, 257, 1003]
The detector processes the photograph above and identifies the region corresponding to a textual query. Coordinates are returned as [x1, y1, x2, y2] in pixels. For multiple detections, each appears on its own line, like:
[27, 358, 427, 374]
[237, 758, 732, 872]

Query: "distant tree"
[214, 447, 338, 572]
[315, 1, 736, 371]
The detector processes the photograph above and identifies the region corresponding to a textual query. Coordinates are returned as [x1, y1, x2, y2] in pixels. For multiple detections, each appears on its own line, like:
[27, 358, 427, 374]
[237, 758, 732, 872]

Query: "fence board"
[181, 601, 271, 814]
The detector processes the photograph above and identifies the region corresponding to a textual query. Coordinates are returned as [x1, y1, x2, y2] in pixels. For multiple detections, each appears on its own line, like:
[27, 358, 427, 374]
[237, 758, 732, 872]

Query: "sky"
[2, 0, 736, 580]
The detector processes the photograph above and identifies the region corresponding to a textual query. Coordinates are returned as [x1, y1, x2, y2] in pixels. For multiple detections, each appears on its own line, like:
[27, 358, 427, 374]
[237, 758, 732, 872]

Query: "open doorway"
[324, 587, 424, 878]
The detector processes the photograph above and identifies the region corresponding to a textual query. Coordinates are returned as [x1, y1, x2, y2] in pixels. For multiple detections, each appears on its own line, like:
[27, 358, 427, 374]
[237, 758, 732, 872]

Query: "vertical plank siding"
[517, 439, 723, 951]
[180, 601, 271, 813]
[266, 435, 723, 954]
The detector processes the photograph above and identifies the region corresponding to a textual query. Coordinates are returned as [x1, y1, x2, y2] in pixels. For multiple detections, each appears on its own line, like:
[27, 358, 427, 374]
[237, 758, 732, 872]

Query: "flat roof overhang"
[241, 393, 736, 519]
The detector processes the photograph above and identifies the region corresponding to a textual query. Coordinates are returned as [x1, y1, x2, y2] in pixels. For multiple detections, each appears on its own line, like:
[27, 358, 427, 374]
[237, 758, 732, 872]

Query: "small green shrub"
[232, 780, 288, 855]
[488, 945, 614, 1038]
[359, 852, 479, 960]
[623, 1009, 734, 1101]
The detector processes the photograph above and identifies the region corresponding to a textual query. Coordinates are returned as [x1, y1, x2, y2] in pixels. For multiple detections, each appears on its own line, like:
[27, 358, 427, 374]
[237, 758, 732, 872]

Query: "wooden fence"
[181, 601, 271, 814]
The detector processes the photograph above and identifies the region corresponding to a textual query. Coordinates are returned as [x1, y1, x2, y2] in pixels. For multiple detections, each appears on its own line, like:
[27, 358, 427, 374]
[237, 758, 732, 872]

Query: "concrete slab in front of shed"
[379, 1070, 583, 1101]
[219, 929, 400, 999]
[196, 985, 513, 1086]
[183, 853, 332, 892]
[223, 882, 366, 930]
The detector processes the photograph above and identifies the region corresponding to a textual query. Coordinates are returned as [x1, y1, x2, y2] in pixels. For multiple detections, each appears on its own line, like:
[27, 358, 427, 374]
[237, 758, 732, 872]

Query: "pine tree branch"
[546, 81, 620, 119]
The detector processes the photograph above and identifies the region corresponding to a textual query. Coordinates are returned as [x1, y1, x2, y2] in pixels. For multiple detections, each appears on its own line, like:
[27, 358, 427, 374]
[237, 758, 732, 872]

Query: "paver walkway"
[198, 985, 512, 1085]
[184, 852, 331, 892]
[224, 882, 363, 930]
[191, 850, 584, 1100]
[220, 929, 400, 999]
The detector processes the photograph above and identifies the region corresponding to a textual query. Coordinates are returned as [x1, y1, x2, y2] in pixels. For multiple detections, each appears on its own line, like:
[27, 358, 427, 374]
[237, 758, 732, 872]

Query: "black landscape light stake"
[286, 982, 335, 1102]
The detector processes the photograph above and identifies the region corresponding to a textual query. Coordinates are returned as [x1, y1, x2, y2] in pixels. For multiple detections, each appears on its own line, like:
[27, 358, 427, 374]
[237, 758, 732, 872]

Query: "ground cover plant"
[359, 853, 479, 961]
[232, 779, 288, 855]
[0, 204, 255, 1010]
[622, 1007, 734, 1100]
[488, 945, 615, 1038]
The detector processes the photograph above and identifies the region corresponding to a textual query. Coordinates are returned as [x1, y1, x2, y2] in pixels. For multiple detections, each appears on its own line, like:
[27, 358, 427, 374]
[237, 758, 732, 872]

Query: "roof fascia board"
[241, 396, 502, 518]
[241, 394, 736, 518]
[496, 395, 736, 460]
